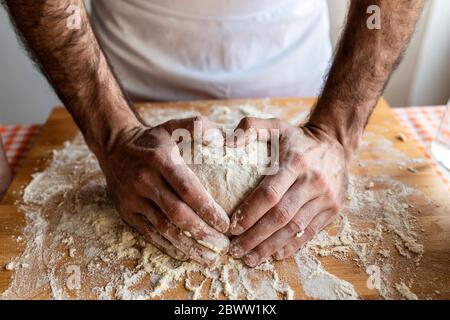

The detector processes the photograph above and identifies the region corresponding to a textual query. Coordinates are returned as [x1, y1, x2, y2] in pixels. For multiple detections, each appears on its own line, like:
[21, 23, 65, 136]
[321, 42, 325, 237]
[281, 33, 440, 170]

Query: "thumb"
[160, 115, 220, 144]
[226, 117, 286, 147]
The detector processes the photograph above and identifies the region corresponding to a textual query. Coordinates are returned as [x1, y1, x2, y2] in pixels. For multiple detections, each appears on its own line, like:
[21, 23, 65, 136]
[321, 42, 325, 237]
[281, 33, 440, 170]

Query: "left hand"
[228, 117, 351, 267]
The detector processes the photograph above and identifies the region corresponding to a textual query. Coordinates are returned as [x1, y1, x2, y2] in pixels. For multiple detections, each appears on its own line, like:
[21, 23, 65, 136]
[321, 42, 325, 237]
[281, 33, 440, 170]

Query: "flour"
[395, 282, 418, 300]
[294, 249, 358, 300]
[305, 175, 427, 299]
[4, 262, 16, 271]
[185, 141, 270, 215]
[1, 105, 426, 300]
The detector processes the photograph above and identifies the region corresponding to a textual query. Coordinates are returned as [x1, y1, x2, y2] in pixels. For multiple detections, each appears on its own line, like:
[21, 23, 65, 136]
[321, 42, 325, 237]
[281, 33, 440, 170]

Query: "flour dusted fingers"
[134, 171, 229, 255]
[273, 209, 337, 260]
[136, 198, 223, 266]
[122, 212, 187, 262]
[240, 197, 329, 267]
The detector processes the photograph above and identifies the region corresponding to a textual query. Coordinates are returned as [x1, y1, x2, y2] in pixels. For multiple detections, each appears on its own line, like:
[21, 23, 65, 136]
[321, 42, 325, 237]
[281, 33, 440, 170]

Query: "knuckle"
[255, 245, 271, 259]
[232, 215, 250, 233]
[237, 238, 253, 252]
[289, 151, 305, 168]
[289, 217, 304, 233]
[303, 224, 317, 239]
[272, 205, 292, 225]
[166, 204, 188, 226]
[154, 218, 170, 234]
[285, 152, 305, 174]
[177, 180, 192, 197]
[311, 171, 325, 188]
[322, 188, 333, 199]
[330, 202, 341, 215]
[147, 148, 165, 164]
[133, 169, 148, 188]
[240, 117, 255, 130]
[260, 185, 282, 205]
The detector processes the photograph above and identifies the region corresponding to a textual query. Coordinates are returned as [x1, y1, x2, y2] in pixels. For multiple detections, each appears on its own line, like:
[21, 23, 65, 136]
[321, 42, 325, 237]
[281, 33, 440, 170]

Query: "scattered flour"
[395, 282, 418, 300]
[4, 262, 15, 271]
[294, 249, 358, 300]
[1, 105, 426, 300]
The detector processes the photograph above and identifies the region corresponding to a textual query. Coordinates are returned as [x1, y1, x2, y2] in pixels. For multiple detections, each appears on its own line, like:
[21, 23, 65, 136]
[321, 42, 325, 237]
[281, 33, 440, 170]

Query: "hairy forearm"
[3, 0, 141, 155]
[309, 0, 423, 157]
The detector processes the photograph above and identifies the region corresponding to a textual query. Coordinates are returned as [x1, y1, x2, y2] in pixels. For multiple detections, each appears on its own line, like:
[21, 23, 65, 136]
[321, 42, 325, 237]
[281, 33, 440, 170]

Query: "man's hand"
[226, 0, 423, 267]
[3, 1, 232, 266]
[99, 116, 230, 266]
[4, 0, 422, 268]
[228, 118, 349, 267]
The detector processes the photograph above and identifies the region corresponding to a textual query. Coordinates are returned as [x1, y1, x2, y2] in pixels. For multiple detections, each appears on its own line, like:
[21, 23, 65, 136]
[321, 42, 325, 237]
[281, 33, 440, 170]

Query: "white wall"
[328, 0, 450, 107]
[0, 0, 449, 124]
[409, 0, 450, 106]
[0, 6, 60, 124]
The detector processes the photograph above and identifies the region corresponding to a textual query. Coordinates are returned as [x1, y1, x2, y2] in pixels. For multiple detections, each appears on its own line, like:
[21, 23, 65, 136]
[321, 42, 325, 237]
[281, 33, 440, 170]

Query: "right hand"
[97, 116, 230, 266]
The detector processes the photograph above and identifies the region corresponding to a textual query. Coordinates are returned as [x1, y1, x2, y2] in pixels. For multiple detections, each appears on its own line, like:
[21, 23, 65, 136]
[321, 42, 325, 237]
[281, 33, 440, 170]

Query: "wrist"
[307, 98, 367, 160]
[305, 117, 359, 164]
[83, 105, 143, 160]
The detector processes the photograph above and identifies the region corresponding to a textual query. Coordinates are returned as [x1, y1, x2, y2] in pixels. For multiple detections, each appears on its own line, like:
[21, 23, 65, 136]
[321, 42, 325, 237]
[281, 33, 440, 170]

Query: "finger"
[227, 117, 286, 147]
[160, 115, 216, 143]
[240, 197, 329, 267]
[230, 165, 298, 236]
[157, 156, 230, 233]
[273, 209, 337, 260]
[158, 116, 230, 232]
[136, 200, 222, 266]
[124, 212, 188, 261]
[135, 174, 229, 254]
[229, 177, 319, 258]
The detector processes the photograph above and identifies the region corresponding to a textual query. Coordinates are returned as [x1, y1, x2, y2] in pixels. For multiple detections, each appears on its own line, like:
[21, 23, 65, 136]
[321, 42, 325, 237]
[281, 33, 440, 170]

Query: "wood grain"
[1, 98, 449, 299]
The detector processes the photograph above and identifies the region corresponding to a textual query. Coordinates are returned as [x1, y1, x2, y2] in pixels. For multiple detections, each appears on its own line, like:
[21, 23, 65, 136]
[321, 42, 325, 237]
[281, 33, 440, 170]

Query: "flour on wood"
[1, 105, 427, 300]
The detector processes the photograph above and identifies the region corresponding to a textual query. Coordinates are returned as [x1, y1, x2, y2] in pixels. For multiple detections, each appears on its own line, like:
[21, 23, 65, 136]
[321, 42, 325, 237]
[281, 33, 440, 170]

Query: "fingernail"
[213, 204, 230, 233]
[229, 242, 244, 258]
[230, 217, 244, 235]
[244, 252, 259, 267]
[191, 245, 220, 267]
[198, 234, 229, 254]
[219, 217, 230, 234]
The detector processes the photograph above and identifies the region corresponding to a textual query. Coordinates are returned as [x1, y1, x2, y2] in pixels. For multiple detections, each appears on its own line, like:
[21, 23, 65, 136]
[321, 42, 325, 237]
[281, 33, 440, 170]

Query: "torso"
[91, 0, 332, 101]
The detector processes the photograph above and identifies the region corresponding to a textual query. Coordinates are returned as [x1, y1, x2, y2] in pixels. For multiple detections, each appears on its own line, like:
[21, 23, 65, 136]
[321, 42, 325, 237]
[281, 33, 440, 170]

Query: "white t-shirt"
[91, 0, 332, 101]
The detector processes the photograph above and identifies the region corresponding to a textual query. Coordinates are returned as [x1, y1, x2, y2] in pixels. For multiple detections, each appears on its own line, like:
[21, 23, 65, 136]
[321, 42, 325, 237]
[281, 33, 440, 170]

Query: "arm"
[309, 0, 423, 159]
[3, 0, 138, 155]
[3, 0, 230, 265]
[229, 0, 423, 267]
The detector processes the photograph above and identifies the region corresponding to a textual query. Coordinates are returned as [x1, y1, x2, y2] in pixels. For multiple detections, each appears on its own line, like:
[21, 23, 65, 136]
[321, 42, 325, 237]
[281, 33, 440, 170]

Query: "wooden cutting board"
[1, 98, 449, 299]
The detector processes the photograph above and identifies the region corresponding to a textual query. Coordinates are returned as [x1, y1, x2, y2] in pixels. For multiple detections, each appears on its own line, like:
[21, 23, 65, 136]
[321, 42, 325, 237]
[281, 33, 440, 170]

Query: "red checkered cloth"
[0, 106, 449, 186]
[392, 106, 450, 187]
[0, 125, 40, 174]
